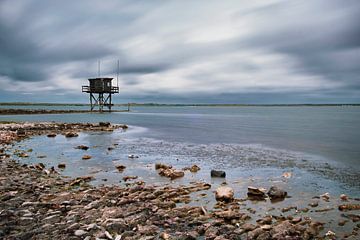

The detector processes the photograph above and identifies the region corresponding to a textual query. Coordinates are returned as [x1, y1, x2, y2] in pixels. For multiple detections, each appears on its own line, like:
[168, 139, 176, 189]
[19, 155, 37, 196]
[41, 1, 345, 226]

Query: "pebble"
[74, 229, 87, 236]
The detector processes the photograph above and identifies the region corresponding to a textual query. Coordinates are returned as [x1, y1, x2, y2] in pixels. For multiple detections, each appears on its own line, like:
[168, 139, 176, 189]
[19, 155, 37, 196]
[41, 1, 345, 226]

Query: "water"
[3, 105, 360, 235]
[2, 106, 360, 188]
[1, 106, 359, 167]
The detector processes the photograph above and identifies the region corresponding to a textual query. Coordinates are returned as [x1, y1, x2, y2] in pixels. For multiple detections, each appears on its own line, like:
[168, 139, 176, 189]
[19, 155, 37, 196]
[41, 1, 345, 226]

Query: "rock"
[320, 192, 330, 201]
[210, 170, 226, 178]
[160, 232, 170, 239]
[215, 186, 234, 202]
[247, 186, 266, 199]
[242, 223, 257, 232]
[291, 217, 302, 224]
[282, 172, 292, 178]
[82, 155, 92, 160]
[123, 176, 138, 181]
[99, 122, 111, 127]
[339, 204, 360, 211]
[18, 152, 29, 158]
[155, 163, 172, 170]
[257, 215, 272, 225]
[16, 129, 26, 136]
[65, 132, 78, 138]
[75, 145, 89, 150]
[115, 165, 126, 172]
[267, 186, 287, 200]
[47, 133, 56, 138]
[214, 210, 243, 220]
[74, 229, 87, 236]
[340, 194, 348, 201]
[137, 224, 159, 235]
[58, 163, 66, 169]
[309, 201, 319, 207]
[183, 165, 201, 172]
[338, 219, 347, 226]
[325, 230, 336, 238]
[158, 168, 184, 180]
[248, 228, 266, 239]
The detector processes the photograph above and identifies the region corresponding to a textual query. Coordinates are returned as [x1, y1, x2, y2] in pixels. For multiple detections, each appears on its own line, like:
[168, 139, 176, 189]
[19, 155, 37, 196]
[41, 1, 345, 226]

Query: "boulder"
[185, 165, 201, 173]
[75, 145, 89, 150]
[65, 132, 78, 138]
[158, 168, 184, 180]
[58, 163, 66, 169]
[99, 122, 111, 127]
[82, 155, 92, 160]
[215, 186, 234, 202]
[267, 186, 287, 200]
[16, 129, 26, 136]
[247, 186, 266, 199]
[47, 133, 56, 138]
[210, 170, 226, 178]
[115, 165, 126, 172]
[155, 163, 172, 170]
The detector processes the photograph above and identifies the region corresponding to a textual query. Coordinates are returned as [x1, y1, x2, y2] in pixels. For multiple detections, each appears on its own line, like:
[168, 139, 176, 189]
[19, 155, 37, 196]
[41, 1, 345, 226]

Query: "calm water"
[1, 106, 359, 168]
[2, 105, 360, 235]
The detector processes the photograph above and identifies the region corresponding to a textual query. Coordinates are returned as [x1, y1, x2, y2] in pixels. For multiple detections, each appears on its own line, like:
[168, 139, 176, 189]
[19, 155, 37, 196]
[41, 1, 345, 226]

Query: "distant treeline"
[0, 102, 359, 107]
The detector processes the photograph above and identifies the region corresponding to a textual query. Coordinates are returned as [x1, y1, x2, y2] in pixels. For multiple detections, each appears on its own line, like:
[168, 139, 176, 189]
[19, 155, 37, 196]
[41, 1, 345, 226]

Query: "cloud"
[0, 0, 359, 103]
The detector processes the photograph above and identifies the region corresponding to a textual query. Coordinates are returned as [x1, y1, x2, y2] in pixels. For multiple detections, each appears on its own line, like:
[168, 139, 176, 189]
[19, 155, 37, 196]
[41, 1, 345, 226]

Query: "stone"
[158, 168, 184, 180]
[247, 186, 266, 199]
[137, 224, 159, 235]
[267, 186, 287, 200]
[115, 165, 126, 172]
[58, 163, 66, 169]
[155, 163, 172, 170]
[47, 133, 56, 138]
[99, 122, 111, 127]
[74, 229, 87, 236]
[309, 201, 319, 207]
[65, 132, 78, 138]
[82, 155, 92, 160]
[215, 186, 234, 202]
[16, 129, 26, 136]
[339, 204, 360, 211]
[257, 215, 272, 225]
[123, 176, 138, 181]
[211, 170, 226, 178]
[75, 145, 89, 150]
[340, 194, 348, 201]
[183, 165, 201, 172]
[160, 232, 170, 239]
[320, 192, 330, 201]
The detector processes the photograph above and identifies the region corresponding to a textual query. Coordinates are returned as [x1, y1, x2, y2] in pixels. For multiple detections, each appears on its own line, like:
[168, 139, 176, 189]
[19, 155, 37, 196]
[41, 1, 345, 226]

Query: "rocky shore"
[1, 122, 359, 239]
[0, 109, 128, 115]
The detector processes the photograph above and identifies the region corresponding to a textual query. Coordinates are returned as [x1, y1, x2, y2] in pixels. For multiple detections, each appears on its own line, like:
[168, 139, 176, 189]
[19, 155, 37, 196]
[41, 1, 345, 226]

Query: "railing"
[82, 86, 119, 93]
[82, 86, 90, 92]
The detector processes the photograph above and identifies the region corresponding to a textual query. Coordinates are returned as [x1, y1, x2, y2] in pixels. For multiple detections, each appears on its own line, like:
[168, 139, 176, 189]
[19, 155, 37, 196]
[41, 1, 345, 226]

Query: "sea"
[1, 105, 359, 196]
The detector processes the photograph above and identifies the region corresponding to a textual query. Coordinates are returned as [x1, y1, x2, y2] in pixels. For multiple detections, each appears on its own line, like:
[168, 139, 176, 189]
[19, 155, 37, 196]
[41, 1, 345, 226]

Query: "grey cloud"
[236, 1, 360, 87]
[0, 0, 359, 103]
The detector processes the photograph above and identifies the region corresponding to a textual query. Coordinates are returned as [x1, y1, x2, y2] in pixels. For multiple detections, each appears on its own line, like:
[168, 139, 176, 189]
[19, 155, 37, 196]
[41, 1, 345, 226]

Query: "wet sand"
[0, 122, 359, 239]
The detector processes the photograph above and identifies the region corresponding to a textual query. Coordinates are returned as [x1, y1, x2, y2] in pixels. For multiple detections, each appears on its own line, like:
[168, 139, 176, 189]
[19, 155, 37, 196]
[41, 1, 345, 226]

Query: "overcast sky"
[0, 0, 359, 103]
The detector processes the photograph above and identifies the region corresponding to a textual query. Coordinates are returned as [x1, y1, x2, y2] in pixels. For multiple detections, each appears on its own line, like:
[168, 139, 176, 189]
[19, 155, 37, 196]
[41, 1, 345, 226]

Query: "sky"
[0, 0, 359, 104]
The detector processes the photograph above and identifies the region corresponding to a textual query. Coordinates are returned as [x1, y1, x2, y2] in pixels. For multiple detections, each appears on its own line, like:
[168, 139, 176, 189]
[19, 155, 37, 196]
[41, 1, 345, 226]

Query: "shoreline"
[0, 109, 129, 115]
[1, 122, 360, 239]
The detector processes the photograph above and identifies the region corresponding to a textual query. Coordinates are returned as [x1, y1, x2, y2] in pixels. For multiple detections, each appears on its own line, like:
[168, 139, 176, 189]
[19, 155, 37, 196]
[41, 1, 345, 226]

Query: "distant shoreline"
[0, 102, 359, 107]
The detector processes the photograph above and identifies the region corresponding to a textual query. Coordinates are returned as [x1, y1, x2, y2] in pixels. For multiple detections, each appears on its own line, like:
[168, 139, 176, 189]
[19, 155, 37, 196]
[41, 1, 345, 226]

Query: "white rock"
[215, 186, 234, 201]
[74, 229, 87, 236]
